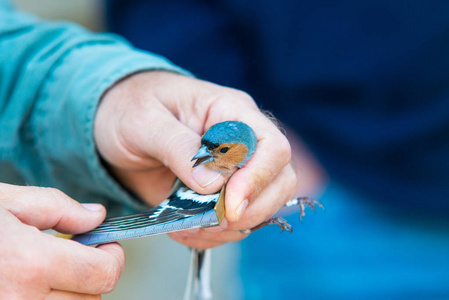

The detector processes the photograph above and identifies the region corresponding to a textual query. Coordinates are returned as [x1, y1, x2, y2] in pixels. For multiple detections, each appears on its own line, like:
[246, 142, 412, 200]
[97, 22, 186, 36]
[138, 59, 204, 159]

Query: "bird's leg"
[292, 197, 325, 221]
[184, 249, 213, 300]
[240, 197, 324, 234]
[240, 216, 293, 234]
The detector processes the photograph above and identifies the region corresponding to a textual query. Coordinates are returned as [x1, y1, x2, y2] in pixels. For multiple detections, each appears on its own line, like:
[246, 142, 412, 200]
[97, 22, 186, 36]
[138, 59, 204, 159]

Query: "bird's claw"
[297, 197, 324, 221]
[240, 217, 293, 234]
[239, 198, 324, 235]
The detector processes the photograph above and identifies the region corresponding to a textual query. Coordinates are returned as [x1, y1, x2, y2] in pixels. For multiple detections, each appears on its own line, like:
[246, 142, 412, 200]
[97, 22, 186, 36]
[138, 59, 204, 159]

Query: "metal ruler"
[71, 186, 226, 246]
[72, 208, 220, 245]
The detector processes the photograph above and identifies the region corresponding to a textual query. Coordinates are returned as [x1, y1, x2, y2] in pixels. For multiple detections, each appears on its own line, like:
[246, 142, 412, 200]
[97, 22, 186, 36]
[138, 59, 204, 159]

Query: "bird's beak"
[191, 146, 215, 167]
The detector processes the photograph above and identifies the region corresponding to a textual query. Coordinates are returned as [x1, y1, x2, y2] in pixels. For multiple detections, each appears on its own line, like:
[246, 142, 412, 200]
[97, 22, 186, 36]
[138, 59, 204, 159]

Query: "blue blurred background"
[106, 2, 449, 298]
[17, 0, 449, 299]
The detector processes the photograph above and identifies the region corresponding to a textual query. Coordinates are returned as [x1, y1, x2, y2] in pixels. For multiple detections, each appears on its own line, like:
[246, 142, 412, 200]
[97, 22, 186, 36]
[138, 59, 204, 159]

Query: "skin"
[1, 70, 297, 297]
[95, 71, 298, 249]
[0, 183, 124, 299]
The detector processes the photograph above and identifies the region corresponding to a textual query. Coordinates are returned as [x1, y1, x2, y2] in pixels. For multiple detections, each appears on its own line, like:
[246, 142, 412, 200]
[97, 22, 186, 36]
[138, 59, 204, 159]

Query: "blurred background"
[14, 0, 105, 32]
[14, 1, 449, 299]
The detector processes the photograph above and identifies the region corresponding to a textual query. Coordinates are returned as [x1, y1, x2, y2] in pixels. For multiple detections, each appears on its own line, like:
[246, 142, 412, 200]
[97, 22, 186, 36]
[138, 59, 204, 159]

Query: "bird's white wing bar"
[176, 188, 219, 203]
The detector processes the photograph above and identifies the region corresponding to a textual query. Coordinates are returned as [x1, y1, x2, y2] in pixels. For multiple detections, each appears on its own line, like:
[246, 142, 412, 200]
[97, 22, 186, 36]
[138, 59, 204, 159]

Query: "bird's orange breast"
[204, 143, 248, 175]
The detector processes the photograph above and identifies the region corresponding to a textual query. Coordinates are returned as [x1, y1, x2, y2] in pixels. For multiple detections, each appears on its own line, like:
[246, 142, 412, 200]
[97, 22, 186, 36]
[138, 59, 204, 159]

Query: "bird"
[185, 120, 258, 300]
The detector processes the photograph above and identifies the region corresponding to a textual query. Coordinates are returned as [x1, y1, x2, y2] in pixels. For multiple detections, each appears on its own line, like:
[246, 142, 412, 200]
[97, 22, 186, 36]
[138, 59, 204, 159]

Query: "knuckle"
[287, 174, 298, 199]
[221, 88, 257, 108]
[100, 271, 120, 294]
[277, 136, 292, 165]
[20, 250, 48, 284]
[234, 90, 255, 103]
[45, 187, 70, 202]
[97, 260, 122, 294]
[241, 209, 265, 229]
[73, 258, 120, 294]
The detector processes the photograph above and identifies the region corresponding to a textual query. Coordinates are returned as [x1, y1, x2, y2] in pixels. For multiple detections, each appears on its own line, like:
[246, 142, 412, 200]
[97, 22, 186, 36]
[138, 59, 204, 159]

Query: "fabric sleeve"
[0, 4, 190, 214]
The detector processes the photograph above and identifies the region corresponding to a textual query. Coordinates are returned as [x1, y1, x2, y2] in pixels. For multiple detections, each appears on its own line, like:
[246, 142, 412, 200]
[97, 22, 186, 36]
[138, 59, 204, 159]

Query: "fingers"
[230, 164, 297, 230]
[186, 86, 292, 221]
[169, 165, 296, 249]
[168, 233, 225, 250]
[189, 87, 293, 222]
[96, 71, 293, 220]
[46, 290, 101, 299]
[168, 223, 246, 250]
[220, 110, 292, 222]
[141, 112, 226, 194]
[95, 72, 226, 198]
[47, 239, 125, 294]
[0, 185, 124, 297]
[0, 183, 106, 233]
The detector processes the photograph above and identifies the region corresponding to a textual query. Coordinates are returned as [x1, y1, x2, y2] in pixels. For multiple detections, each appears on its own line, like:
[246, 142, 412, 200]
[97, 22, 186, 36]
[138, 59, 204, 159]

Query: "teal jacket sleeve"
[0, 2, 190, 215]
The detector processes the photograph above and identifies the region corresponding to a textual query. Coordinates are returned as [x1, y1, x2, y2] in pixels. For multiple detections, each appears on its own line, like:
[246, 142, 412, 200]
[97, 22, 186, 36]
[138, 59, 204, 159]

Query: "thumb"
[0, 183, 106, 234]
[145, 118, 226, 194]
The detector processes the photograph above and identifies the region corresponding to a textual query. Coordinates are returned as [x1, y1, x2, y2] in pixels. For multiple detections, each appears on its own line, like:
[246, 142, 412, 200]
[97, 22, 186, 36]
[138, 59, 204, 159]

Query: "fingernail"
[82, 203, 103, 211]
[203, 218, 228, 232]
[235, 200, 249, 221]
[192, 165, 222, 188]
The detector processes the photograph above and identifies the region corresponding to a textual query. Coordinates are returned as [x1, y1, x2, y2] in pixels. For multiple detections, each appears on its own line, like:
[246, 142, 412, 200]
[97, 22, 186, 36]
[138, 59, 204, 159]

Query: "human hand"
[0, 183, 125, 299]
[95, 71, 297, 248]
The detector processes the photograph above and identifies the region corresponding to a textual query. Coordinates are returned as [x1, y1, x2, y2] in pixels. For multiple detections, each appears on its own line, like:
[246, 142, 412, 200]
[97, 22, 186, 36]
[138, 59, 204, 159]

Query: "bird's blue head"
[192, 121, 257, 175]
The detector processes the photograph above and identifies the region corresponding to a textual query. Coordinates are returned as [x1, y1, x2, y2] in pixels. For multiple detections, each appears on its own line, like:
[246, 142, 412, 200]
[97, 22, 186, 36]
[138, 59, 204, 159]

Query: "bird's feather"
[84, 182, 220, 234]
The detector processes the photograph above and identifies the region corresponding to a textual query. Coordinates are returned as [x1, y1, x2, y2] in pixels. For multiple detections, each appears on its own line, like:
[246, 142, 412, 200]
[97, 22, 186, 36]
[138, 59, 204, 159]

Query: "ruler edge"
[70, 187, 226, 245]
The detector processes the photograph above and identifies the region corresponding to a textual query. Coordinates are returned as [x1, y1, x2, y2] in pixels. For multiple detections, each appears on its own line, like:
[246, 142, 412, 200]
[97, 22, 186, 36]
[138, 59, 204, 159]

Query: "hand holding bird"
[170, 120, 299, 249]
[95, 71, 298, 249]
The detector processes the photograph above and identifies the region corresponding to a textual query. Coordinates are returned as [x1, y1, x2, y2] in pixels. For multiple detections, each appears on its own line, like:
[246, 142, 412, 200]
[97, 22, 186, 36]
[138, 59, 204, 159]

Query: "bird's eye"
[220, 147, 229, 153]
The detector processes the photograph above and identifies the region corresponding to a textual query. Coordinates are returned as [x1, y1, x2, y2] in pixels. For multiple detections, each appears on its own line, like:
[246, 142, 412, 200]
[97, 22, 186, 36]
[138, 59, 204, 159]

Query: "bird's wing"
[88, 207, 167, 233]
[86, 184, 220, 234]
[168, 187, 219, 216]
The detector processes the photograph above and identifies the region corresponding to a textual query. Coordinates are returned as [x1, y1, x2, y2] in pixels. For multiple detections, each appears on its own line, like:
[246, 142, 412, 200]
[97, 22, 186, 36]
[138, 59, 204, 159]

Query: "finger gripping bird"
[154, 121, 259, 227]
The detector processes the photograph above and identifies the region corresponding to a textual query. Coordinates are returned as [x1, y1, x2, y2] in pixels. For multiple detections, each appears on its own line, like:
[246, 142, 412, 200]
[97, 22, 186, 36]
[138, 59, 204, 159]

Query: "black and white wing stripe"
[163, 187, 219, 216]
[85, 183, 220, 234]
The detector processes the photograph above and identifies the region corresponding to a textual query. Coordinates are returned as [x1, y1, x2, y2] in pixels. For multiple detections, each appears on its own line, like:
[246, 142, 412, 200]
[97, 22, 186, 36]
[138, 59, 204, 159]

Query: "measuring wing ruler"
[71, 186, 225, 246]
